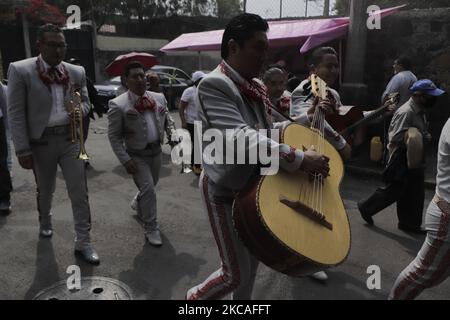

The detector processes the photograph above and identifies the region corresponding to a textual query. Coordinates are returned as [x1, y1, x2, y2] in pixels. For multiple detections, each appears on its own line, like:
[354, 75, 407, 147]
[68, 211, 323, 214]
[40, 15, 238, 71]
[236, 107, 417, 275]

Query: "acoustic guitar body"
[233, 123, 351, 276]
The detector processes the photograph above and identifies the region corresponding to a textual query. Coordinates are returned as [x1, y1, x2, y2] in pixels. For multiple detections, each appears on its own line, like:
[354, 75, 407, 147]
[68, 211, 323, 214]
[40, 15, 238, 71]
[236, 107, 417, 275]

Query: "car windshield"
[152, 67, 190, 81]
[109, 76, 121, 85]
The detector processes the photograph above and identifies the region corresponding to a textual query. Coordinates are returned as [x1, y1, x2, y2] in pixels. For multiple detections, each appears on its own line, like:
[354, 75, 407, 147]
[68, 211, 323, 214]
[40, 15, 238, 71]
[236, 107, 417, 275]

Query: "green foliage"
[217, 0, 242, 18]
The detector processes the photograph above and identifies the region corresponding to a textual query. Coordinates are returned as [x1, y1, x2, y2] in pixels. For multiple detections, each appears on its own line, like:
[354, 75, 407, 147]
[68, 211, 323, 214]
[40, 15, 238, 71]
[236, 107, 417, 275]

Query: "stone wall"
[364, 8, 450, 141]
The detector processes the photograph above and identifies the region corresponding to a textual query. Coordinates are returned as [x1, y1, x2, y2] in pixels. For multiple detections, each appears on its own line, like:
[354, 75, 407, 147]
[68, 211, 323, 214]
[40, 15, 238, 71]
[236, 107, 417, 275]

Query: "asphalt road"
[0, 112, 448, 300]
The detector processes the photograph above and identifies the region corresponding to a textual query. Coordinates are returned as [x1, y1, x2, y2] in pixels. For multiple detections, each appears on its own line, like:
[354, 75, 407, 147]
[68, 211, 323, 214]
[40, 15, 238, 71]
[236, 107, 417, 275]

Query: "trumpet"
[69, 84, 89, 161]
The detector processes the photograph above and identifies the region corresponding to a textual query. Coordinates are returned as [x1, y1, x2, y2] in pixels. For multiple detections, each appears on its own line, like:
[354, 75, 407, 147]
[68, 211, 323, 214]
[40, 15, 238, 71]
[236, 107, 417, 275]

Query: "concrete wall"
[364, 8, 450, 142]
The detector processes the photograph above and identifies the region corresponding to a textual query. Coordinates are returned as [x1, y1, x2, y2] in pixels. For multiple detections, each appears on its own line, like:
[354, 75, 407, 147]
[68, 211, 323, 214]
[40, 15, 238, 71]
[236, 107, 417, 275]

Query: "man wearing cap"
[358, 79, 445, 234]
[178, 71, 206, 175]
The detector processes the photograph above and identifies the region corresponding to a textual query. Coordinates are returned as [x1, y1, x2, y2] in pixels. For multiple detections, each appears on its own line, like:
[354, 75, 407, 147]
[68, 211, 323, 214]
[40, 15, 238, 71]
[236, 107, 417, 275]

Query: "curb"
[345, 164, 437, 191]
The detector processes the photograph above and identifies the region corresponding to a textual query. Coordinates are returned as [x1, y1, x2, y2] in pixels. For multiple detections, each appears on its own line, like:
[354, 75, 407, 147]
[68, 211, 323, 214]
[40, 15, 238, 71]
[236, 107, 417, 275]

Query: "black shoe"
[0, 209, 11, 216]
[357, 201, 374, 226]
[75, 247, 100, 265]
[398, 225, 426, 235]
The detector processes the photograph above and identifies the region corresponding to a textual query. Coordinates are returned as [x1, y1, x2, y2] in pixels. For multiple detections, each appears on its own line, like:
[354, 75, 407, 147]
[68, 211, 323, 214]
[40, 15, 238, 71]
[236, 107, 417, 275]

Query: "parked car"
[150, 65, 192, 85]
[147, 71, 190, 110]
[94, 76, 122, 110]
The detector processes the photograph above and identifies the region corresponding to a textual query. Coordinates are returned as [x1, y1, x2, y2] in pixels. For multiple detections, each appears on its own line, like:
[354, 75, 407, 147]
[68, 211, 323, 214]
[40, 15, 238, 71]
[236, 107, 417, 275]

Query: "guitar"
[233, 74, 351, 276]
[339, 92, 400, 138]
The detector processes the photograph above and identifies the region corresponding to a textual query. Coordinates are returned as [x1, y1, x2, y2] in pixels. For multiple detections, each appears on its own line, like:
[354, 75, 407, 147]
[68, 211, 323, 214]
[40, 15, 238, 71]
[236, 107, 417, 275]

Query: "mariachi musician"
[186, 13, 331, 301]
[7, 24, 99, 265]
[291, 46, 366, 152]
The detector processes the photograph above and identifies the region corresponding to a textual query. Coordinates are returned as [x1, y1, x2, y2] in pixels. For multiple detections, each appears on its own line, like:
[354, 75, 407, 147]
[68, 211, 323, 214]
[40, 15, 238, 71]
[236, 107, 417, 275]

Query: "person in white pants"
[389, 117, 450, 300]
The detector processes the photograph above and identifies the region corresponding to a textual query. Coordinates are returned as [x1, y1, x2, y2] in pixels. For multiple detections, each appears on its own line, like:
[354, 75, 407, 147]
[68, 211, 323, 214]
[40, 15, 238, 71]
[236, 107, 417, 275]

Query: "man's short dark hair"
[396, 56, 412, 70]
[308, 47, 338, 67]
[221, 13, 269, 59]
[37, 24, 63, 42]
[124, 61, 144, 78]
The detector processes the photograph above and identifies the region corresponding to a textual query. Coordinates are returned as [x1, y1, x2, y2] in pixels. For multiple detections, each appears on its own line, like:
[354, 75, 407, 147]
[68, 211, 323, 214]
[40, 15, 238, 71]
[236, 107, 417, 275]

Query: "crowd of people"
[1, 12, 449, 300]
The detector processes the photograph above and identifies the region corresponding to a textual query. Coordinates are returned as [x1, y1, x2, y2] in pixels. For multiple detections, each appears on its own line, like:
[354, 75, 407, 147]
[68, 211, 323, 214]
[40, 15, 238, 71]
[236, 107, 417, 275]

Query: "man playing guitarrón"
[186, 13, 330, 300]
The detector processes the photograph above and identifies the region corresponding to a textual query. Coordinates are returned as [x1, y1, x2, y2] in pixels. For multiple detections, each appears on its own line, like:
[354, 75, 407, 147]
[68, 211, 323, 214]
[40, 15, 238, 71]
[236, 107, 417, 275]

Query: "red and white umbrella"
[105, 52, 158, 77]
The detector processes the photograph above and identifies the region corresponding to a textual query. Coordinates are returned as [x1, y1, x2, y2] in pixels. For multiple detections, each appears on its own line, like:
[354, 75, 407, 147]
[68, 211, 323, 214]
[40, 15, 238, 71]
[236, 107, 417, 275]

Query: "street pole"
[243, 0, 247, 13]
[280, 0, 283, 19]
[89, 0, 100, 82]
[341, 0, 368, 106]
[21, 13, 32, 58]
[323, 0, 330, 17]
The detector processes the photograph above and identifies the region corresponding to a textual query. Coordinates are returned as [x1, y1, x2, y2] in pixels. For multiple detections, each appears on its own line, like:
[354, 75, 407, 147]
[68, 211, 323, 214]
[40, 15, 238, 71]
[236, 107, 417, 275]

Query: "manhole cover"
[33, 277, 133, 300]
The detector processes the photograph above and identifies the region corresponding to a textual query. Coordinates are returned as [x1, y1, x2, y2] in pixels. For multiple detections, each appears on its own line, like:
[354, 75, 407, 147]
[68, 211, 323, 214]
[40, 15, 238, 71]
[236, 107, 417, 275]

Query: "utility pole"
[323, 0, 330, 17]
[305, 0, 308, 17]
[243, 0, 247, 13]
[280, 0, 283, 19]
[89, 0, 100, 82]
[341, 0, 368, 106]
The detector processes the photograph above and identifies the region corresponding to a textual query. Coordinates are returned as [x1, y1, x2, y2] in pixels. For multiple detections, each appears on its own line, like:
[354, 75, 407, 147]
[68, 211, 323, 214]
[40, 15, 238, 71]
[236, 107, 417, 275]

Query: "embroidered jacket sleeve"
[107, 99, 131, 165]
[6, 63, 32, 157]
[197, 76, 304, 173]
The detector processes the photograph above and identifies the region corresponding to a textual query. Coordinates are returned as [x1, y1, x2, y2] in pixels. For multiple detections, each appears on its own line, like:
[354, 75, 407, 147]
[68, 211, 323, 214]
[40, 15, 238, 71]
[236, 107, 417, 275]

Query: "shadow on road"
[289, 271, 387, 300]
[365, 225, 425, 256]
[24, 239, 60, 300]
[118, 232, 206, 300]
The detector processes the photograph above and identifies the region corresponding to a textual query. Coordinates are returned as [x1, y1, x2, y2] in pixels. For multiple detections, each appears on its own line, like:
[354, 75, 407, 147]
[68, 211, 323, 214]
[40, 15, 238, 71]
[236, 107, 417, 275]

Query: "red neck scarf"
[130, 92, 156, 113]
[36, 58, 70, 93]
[219, 62, 272, 116]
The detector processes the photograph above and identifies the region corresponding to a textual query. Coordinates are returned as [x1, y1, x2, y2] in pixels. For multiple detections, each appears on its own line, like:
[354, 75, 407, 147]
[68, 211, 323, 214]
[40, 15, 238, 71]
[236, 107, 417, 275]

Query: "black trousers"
[0, 118, 12, 202]
[359, 168, 425, 229]
[186, 122, 198, 167]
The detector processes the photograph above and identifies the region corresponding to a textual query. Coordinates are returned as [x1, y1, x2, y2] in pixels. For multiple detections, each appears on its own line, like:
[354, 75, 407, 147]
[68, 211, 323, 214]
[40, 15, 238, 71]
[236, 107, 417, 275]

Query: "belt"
[144, 141, 161, 149]
[433, 194, 450, 214]
[43, 125, 71, 135]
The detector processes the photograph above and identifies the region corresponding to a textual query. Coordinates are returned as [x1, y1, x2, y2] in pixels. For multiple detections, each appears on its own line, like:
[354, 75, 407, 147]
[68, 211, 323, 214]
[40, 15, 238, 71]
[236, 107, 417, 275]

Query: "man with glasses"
[7, 24, 100, 265]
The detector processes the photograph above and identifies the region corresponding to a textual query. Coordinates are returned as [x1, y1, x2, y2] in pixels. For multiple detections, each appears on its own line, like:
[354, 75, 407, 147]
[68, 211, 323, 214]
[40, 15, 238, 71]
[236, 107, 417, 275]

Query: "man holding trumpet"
[7, 24, 100, 265]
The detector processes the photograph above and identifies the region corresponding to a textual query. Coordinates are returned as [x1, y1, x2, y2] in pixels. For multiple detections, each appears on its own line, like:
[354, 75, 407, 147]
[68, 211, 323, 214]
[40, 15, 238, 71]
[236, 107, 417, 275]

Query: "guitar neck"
[340, 104, 388, 136]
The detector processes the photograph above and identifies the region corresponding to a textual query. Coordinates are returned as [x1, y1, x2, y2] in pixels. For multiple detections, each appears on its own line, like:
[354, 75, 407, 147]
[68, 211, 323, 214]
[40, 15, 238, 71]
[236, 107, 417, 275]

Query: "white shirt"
[436, 118, 450, 203]
[128, 91, 160, 144]
[180, 86, 198, 124]
[40, 56, 69, 127]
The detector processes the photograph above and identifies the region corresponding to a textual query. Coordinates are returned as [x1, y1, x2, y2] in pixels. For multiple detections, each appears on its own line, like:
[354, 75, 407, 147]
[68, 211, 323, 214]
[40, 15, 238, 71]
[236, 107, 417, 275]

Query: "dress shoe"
[357, 201, 374, 226]
[145, 230, 162, 247]
[309, 271, 328, 281]
[0, 200, 11, 216]
[39, 227, 53, 238]
[75, 247, 100, 265]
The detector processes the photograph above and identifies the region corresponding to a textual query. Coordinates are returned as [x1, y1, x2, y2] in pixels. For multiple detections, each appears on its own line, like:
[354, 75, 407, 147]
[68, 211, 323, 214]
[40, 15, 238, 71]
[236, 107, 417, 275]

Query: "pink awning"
[160, 5, 406, 54]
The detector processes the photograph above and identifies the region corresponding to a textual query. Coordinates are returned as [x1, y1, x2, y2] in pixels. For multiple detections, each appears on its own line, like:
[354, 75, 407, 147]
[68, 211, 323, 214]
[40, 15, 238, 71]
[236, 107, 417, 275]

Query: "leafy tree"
[17, 0, 66, 26]
[216, 0, 242, 18]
